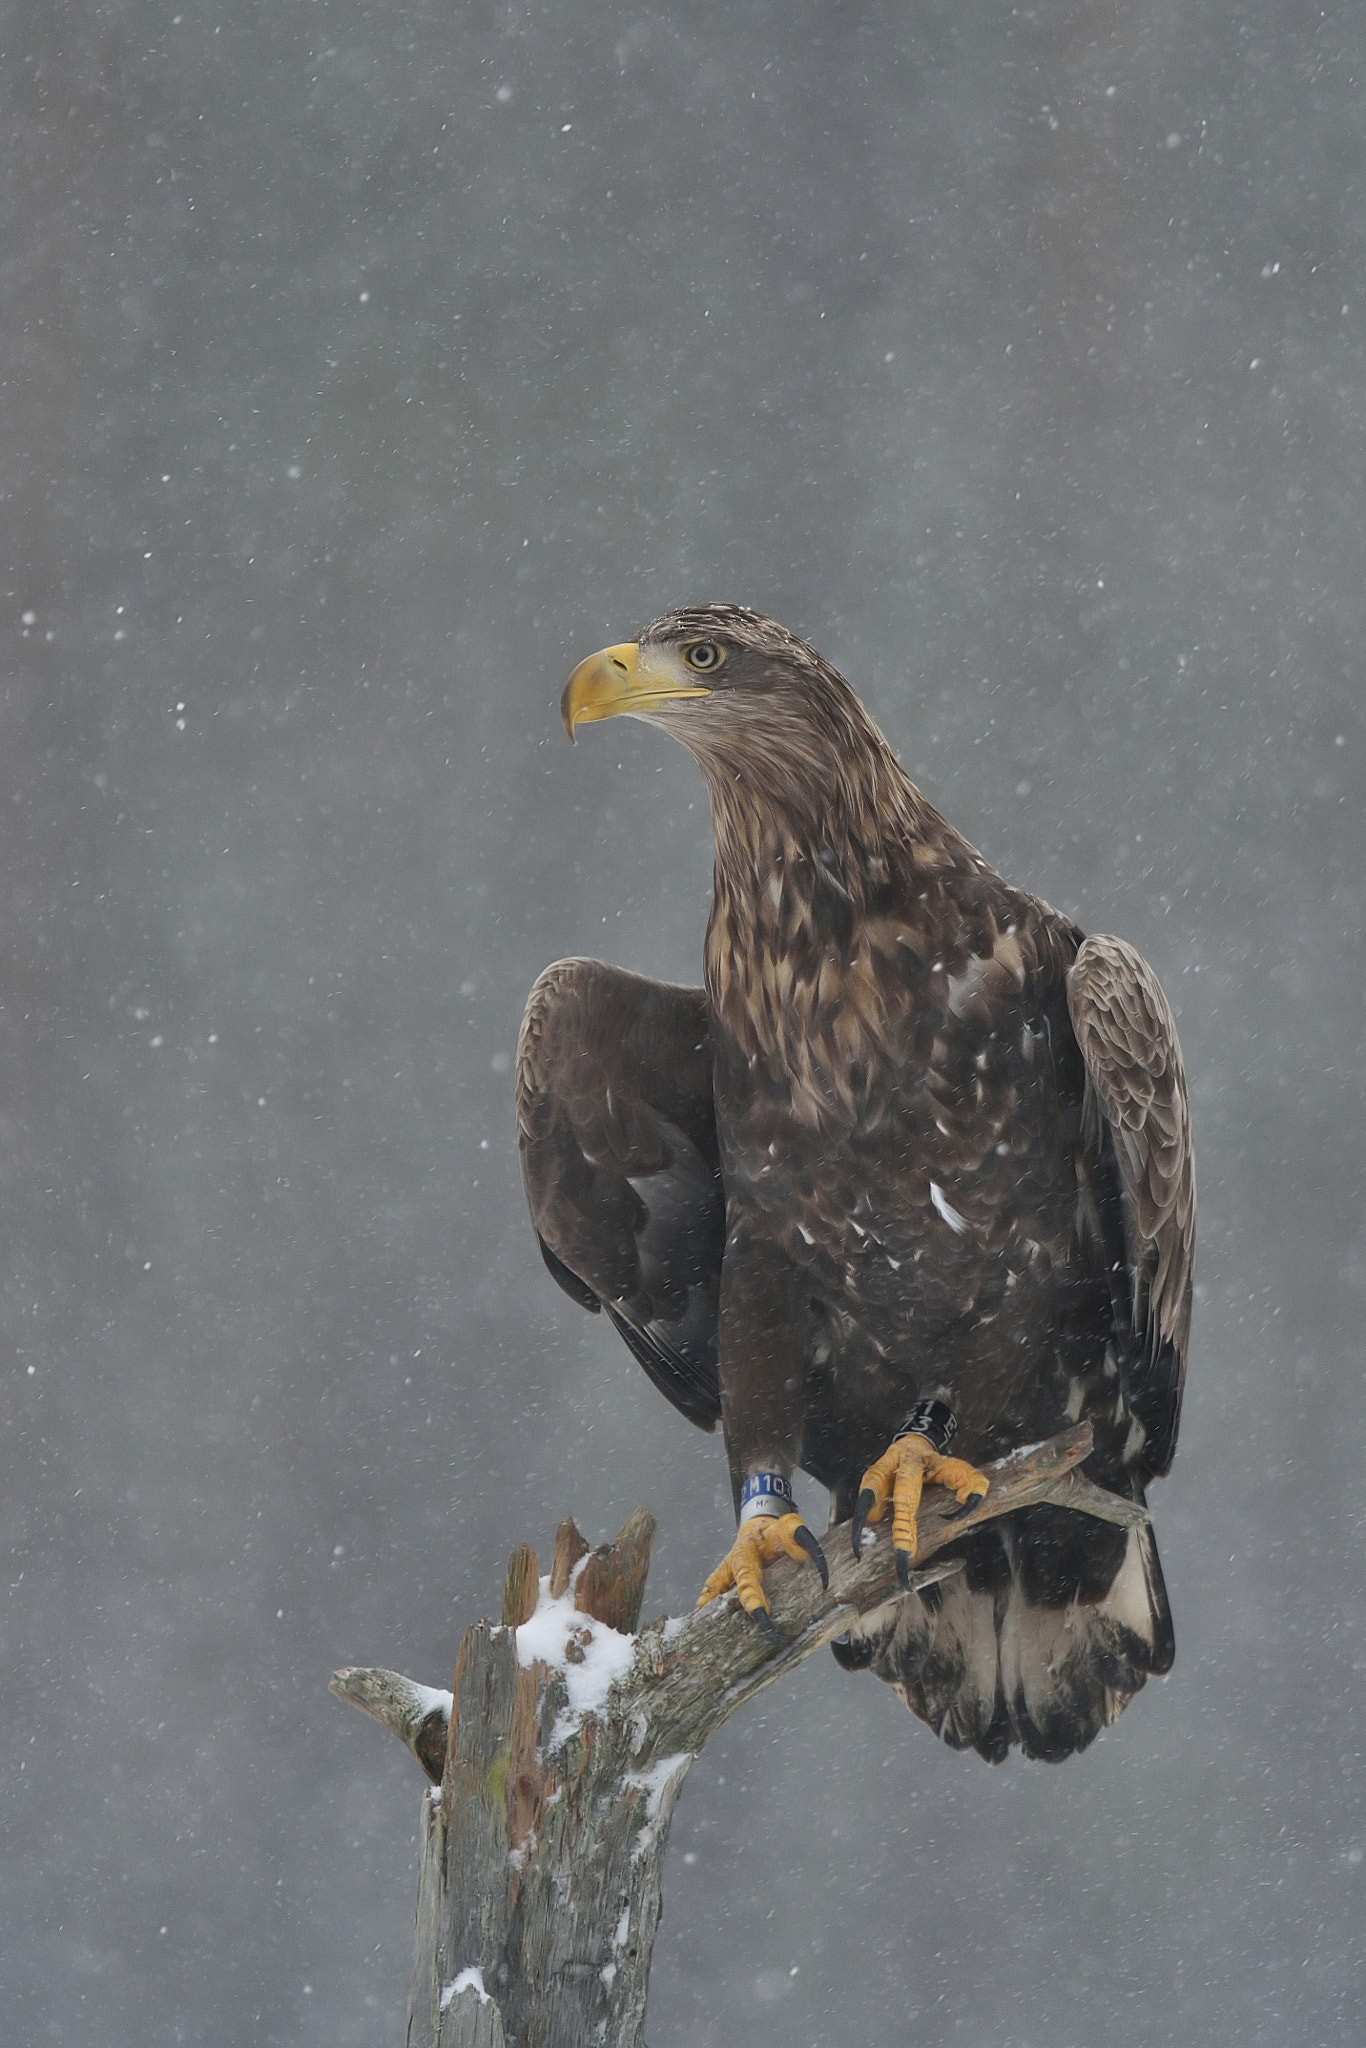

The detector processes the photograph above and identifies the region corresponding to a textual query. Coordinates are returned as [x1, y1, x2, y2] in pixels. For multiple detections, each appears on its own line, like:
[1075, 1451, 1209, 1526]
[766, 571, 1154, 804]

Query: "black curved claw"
[851, 1487, 876, 1562]
[830, 1630, 873, 1673]
[791, 1523, 829, 1590]
[752, 1605, 778, 1640]
[895, 1547, 915, 1592]
[945, 1486, 989, 1522]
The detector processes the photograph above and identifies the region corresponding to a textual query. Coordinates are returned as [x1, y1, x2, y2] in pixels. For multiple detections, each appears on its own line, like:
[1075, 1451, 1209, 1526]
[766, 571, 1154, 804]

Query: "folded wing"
[1067, 933, 1196, 1477]
[515, 959, 724, 1430]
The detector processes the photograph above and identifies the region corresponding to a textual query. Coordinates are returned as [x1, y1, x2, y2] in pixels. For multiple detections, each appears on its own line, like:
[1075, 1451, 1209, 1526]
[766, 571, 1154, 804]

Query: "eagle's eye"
[683, 640, 724, 673]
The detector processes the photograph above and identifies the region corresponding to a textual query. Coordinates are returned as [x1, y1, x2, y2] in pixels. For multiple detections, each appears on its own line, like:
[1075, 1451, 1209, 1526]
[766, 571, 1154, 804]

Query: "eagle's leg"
[851, 1401, 989, 1591]
[696, 1509, 828, 1637]
[698, 1228, 828, 1632]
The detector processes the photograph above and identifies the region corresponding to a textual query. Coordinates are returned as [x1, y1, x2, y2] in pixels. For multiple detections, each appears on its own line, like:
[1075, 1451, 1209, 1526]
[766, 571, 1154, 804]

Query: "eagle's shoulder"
[863, 857, 1082, 1027]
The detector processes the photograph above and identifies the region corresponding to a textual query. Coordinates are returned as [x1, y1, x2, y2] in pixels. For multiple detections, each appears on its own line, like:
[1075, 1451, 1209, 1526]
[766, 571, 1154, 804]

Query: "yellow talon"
[855, 1433, 989, 1560]
[697, 1512, 825, 1622]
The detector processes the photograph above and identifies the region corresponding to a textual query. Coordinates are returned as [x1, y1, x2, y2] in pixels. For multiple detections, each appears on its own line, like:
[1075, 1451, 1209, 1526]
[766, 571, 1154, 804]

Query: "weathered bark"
[330, 1422, 1143, 2048]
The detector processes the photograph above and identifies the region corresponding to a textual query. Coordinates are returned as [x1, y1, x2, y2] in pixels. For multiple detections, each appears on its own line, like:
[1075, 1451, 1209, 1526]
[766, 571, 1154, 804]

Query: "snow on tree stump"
[331, 1423, 1145, 2048]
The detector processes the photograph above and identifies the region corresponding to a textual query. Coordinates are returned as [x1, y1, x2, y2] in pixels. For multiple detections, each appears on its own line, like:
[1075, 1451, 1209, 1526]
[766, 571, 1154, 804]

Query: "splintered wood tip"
[549, 1517, 590, 1598]
[574, 1508, 658, 1634]
[501, 1543, 540, 1628]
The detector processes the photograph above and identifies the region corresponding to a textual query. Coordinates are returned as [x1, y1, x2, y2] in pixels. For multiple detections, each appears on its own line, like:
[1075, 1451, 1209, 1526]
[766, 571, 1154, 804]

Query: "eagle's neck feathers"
[692, 691, 995, 1122]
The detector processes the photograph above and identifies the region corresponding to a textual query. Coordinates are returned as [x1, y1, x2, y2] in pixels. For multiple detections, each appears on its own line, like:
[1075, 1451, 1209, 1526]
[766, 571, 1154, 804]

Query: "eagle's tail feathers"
[836, 1518, 1173, 1765]
[840, 1571, 1010, 1763]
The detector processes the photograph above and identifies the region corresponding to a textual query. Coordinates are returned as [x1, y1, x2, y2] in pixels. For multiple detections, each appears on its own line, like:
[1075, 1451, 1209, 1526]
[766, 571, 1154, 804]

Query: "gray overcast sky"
[3, 2, 1363, 2043]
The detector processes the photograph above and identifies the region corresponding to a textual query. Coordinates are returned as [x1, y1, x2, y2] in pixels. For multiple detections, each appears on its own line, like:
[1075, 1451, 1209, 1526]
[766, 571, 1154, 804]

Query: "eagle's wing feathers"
[1067, 934, 1195, 1476]
[516, 959, 724, 1431]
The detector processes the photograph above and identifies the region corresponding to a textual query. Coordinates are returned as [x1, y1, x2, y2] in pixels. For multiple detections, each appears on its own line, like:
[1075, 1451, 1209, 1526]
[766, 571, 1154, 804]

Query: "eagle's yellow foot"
[697, 1512, 829, 1638]
[851, 1426, 990, 1590]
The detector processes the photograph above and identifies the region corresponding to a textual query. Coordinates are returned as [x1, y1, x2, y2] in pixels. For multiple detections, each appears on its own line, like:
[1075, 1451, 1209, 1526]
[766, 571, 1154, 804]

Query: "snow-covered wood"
[331, 1422, 1142, 2048]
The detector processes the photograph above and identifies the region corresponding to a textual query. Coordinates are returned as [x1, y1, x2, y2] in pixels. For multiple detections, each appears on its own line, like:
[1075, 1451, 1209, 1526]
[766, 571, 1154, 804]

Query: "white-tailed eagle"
[517, 606, 1194, 1763]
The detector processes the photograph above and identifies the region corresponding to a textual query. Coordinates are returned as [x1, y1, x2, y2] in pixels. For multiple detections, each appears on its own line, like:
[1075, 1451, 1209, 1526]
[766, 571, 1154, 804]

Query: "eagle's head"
[565, 606, 856, 753]
[561, 603, 877, 768]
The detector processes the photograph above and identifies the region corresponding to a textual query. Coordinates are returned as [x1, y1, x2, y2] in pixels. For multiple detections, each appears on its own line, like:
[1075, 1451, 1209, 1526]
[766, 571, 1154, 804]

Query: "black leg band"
[894, 1399, 958, 1456]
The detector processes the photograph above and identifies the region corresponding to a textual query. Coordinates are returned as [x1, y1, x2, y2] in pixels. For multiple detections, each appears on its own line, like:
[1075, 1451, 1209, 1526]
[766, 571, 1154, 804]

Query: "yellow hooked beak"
[560, 641, 712, 739]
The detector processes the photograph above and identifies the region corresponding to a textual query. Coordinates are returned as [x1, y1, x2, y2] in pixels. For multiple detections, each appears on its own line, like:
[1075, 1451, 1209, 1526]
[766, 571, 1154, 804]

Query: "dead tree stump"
[331, 1423, 1145, 2048]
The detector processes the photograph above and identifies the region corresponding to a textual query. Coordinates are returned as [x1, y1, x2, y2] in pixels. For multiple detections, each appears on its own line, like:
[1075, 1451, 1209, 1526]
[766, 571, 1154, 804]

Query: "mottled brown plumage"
[518, 605, 1194, 1762]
